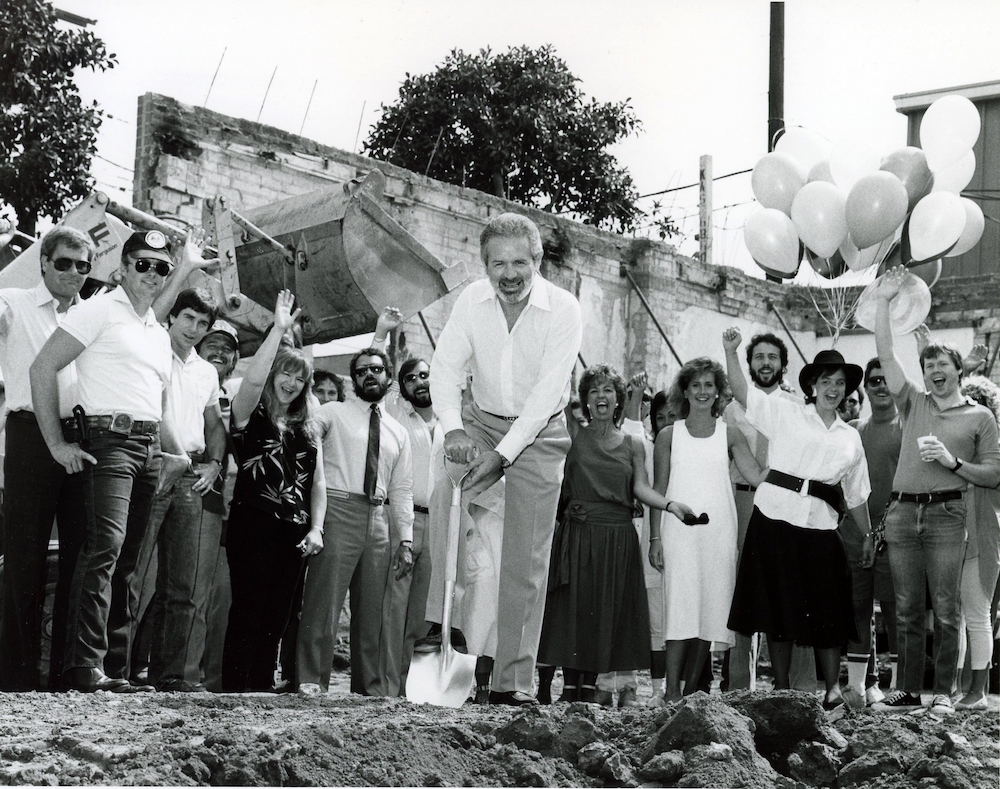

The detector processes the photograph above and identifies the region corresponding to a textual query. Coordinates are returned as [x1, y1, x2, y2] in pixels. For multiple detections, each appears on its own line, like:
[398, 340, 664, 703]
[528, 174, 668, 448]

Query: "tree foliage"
[0, 0, 116, 234]
[364, 45, 654, 234]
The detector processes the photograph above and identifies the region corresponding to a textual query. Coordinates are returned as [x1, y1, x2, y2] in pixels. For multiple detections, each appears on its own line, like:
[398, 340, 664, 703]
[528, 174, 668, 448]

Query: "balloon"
[845, 172, 909, 249]
[752, 152, 807, 215]
[807, 160, 834, 184]
[931, 150, 976, 194]
[945, 198, 985, 257]
[775, 128, 832, 173]
[744, 208, 801, 277]
[908, 192, 966, 263]
[842, 233, 896, 271]
[804, 246, 847, 279]
[790, 181, 848, 258]
[920, 94, 981, 172]
[829, 139, 881, 192]
[909, 259, 943, 289]
[880, 146, 934, 212]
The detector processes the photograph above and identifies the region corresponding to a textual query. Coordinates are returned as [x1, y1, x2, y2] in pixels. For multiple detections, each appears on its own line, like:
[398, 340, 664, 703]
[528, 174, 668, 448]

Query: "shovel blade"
[405, 647, 477, 708]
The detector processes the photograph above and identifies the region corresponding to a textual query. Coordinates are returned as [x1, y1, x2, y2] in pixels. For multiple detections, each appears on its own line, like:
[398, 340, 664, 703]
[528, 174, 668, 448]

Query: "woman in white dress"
[650, 357, 764, 701]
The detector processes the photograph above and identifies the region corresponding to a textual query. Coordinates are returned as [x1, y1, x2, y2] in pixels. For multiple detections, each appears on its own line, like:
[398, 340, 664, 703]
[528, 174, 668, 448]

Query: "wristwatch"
[498, 452, 511, 469]
[952, 457, 964, 472]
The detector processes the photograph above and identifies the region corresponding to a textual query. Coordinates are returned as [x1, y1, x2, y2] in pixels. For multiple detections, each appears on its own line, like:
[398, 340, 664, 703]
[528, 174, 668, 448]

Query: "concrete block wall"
[134, 93, 1000, 396]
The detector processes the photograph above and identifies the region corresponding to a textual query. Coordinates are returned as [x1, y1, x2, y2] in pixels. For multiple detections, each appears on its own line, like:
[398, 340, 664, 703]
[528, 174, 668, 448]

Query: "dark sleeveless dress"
[536, 428, 651, 672]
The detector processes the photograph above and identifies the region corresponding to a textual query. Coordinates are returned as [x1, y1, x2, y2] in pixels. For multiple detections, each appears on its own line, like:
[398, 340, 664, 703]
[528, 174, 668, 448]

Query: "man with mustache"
[295, 347, 415, 696]
[431, 212, 582, 706]
[721, 333, 817, 693]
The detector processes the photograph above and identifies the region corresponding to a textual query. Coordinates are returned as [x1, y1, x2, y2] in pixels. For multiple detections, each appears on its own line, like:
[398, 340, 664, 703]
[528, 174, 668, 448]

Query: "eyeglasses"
[403, 370, 430, 384]
[353, 364, 385, 377]
[867, 376, 886, 386]
[131, 258, 173, 277]
[50, 257, 92, 275]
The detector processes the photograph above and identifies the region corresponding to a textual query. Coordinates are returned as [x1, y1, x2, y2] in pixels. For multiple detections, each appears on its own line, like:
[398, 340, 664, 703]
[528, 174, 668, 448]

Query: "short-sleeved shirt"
[746, 386, 871, 531]
[892, 378, 1000, 493]
[852, 413, 903, 522]
[230, 402, 318, 527]
[0, 281, 79, 416]
[59, 287, 171, 421]
[164, 348, 220, 454]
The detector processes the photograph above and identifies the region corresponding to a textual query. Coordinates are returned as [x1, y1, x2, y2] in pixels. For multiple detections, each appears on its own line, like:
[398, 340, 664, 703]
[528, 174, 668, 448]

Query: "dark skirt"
[727, 508, 857, 649]
[537, 502, 650, 672]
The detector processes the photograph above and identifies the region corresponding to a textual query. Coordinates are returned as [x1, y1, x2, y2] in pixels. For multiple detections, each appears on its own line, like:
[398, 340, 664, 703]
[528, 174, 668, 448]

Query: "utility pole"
[766, 1, 785, 282]
[699, 155, 713, 266]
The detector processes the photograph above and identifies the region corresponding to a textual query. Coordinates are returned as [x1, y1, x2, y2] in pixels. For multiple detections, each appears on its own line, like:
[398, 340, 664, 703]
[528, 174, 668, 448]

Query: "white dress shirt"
[0, 281, 79, 416]
[59, 287, 171, 422]
[314, 397, 415, 542]
[163, 348, 220, 453]
[723, 386, 799, 484]
[431, 276, 582, 462]
[386, 391, 441, 509]
[745, 386, 871, 531]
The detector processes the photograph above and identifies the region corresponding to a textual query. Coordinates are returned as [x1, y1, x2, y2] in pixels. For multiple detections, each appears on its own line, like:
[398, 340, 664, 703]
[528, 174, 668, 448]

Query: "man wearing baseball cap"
[30, 229, 193, 692]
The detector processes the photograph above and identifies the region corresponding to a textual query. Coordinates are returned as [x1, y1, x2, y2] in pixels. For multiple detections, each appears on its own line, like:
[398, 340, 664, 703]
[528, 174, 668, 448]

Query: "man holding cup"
[873, 265, 1000, 714]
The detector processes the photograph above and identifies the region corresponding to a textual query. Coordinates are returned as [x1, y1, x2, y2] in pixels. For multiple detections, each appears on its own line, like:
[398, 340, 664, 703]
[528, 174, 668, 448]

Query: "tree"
[0, 0, 116, 234]
[364, 45, 652, 234]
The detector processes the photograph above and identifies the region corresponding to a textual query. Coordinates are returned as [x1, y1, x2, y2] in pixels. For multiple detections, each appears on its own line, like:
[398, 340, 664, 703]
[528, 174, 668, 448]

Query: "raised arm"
[729, 428, 766, 487]
[152, 239, 219, 323]
[722, 327, 748, 409]
[874, 266, 910, 396]
[230, 289, 301, 428]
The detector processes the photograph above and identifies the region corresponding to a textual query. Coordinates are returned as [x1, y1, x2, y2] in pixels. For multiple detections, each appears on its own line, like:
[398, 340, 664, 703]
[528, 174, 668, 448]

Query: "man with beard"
[873, 266, 1000, 714]
[721, 333, 817, 693]
[295, 347, 415, 696]
[431, 212, 582, 706]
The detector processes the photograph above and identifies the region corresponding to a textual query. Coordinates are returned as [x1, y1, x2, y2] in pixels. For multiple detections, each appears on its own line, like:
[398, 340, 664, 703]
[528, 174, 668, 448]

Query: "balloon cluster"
[745, 94, 985, 288]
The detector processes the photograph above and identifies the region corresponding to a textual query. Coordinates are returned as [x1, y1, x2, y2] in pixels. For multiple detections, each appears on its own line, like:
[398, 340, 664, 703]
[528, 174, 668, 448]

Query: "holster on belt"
[73, 405, 89, 444]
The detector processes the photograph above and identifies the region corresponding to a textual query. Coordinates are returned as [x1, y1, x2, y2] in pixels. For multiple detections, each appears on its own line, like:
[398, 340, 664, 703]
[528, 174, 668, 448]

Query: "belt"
[413, 504, 430, 515]
[765, 469, 842, 514]
[83, 414, 159, 436]
[327, 489, 385, 506]
[891, 490, 963, 504]
[188, 450, 208, 464]
[9, 410, 84, 440]
[479, 407, 563, 423]
[734, 483, 757, 492]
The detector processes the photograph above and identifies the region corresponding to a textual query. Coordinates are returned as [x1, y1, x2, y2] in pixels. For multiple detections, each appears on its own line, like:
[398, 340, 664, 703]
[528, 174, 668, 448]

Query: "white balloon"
[775, 128, 832, 173]
[909, 192, 966, 262]
[829, 139, 882, 192]
[931, 150, 976, 194]
[807, 160, 834, 184]
[945, 199, 985, 257]
[920, 94, 981, 172]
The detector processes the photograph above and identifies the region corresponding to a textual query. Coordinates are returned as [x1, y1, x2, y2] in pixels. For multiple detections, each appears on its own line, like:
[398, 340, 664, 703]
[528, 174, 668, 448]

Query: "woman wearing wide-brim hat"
[721, 331, 875, 710]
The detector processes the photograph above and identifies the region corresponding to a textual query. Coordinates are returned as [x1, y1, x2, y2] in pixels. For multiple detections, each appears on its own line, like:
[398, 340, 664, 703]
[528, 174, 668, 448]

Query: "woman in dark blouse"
[221, 290, 326, 692]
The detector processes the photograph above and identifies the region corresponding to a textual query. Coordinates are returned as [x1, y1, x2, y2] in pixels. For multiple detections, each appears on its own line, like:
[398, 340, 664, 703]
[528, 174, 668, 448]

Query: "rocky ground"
[0, 669, 996, 788]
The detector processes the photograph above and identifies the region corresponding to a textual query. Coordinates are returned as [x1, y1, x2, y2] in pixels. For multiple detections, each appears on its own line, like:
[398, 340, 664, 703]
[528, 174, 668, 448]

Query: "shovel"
[405, 460, 478, 707]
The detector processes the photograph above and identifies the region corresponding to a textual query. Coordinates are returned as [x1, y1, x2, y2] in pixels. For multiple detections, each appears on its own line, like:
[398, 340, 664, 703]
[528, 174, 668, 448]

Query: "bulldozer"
[0, 169, 468, 354]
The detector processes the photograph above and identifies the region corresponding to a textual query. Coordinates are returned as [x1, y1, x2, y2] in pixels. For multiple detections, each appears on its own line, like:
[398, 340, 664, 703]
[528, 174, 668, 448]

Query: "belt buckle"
[370, 496, 385, 506]
[916, 492, 932, 505]
[799, 478, 810, 498]
[109, 411, 134, 435]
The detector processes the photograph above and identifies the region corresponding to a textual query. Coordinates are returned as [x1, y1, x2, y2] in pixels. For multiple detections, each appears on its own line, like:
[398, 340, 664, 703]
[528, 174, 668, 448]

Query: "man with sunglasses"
[30, 230, 191, 693]
[0, 226, 93, 691]
[296, 347, 415, 697]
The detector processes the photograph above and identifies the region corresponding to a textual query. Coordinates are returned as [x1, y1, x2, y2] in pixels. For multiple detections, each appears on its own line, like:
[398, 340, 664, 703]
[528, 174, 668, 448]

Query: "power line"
[639, 168, 752, 199]
[95, 154, 134, 173]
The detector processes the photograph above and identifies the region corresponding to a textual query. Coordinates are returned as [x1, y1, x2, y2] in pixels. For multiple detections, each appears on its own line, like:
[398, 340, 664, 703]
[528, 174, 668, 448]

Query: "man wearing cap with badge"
[30, 229, 193, 693]
[131, 287, 225, 692]
[0, 226, 93, 691]
[872, 265, 1000, 715]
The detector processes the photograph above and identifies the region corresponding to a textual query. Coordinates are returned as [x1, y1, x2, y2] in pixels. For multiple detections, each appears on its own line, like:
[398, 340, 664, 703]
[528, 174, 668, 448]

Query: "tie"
[364, 403, 380, 501]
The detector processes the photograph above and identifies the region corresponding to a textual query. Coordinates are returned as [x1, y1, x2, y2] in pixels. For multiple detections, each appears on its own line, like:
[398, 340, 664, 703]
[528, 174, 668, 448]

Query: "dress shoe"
[618, 687, 641, 708]
[594, 689, 614, 707]
[413, 627, 468, 654]
[555, 686, 578, 703]
[488, 690, 539, 707]
[63, 667, 129, 693]
[157, 678, 205, 693]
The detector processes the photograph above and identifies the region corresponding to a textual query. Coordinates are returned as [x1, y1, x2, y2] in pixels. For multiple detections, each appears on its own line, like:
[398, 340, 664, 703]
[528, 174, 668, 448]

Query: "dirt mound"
[0, 687, 996, 787]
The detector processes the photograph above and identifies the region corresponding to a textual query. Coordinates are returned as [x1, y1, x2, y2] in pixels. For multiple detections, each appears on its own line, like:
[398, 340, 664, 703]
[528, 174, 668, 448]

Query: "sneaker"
[618, 687, 641, 708]
[297, 682, 324, 696]
[646, 690, 666, 708]
[865, 684, 886, 705]
[872, 690, 922, 711]
[929, 694, 954, 715]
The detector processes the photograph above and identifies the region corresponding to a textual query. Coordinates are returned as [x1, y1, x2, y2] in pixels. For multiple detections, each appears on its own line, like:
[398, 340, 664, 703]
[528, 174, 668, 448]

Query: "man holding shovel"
[430, 213, 582, 706]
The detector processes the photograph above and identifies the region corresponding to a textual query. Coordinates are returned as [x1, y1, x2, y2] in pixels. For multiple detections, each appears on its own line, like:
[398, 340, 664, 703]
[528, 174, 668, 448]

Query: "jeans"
[63, 431, 161, 679]
[884, 497, 966, 695]
[133, 472, 216, 684]
[0, 414, 86, 690]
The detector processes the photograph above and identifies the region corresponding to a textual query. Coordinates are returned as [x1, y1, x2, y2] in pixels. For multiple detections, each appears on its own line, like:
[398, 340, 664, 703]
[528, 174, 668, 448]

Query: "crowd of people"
[0, 214, 996, 716]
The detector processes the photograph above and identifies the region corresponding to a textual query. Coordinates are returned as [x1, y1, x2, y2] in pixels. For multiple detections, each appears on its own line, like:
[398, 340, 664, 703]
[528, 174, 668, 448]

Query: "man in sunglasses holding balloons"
[0, 226, 95, 691]
[30, 230, 192, 693]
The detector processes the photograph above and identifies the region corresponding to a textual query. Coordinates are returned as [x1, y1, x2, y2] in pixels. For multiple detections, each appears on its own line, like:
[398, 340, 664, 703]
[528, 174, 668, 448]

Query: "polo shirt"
[163, 347, 220, 453]
[852, 412, 903, 521]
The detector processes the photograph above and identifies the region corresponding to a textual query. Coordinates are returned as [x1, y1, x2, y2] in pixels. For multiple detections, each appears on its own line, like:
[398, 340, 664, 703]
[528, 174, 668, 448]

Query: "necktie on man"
[364, 403, 380, 501]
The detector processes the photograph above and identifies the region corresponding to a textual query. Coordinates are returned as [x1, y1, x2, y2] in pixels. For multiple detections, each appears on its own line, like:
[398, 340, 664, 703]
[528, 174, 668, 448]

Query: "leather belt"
[188, 450, 208, 464]
[413, 504, 430, 515]
[9, 410, 83, 440]
[479, 408, 563, 423]
[891, 490, 963, 504]
[765, 469, 842, 514]
[327, 489, 385, 506]
[83, 414, 159, 436]
[734, 483, 757, 492]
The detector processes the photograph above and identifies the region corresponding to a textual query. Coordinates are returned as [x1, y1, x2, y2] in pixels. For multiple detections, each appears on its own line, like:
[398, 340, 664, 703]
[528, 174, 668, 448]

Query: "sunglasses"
[867, 376, 887, 387]
[50, 257, 92, 275]
[403, 370, 430, 384]
[353, 364, 386, 377]
[131, 258, 173, 277]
